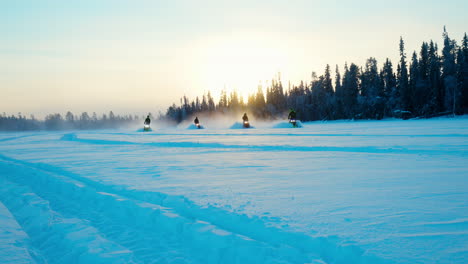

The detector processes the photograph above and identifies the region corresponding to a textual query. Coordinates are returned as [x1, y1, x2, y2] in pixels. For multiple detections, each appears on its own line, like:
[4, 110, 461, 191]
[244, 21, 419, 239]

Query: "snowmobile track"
[0, 154, 392, 264]
[61, 133, 464, 156]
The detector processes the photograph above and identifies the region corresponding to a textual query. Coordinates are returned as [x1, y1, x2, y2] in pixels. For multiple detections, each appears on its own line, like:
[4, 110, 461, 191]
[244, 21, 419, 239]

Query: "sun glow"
[197, 35, 290, 101]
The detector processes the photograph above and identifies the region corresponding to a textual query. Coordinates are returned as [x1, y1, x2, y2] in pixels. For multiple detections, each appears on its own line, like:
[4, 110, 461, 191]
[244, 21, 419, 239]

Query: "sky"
[1, 0, 467, 117]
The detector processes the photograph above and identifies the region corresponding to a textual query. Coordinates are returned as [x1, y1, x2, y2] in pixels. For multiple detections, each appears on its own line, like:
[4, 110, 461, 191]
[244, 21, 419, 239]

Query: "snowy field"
[0, 117, 467, 264]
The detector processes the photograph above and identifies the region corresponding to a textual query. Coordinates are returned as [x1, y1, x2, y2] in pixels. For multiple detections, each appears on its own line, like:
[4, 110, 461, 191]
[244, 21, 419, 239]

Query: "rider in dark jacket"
[194, 117, 199, 125]
[144, 115, 151, 125]
[242, 113, 249, 122]
[288, 109, 296, 120]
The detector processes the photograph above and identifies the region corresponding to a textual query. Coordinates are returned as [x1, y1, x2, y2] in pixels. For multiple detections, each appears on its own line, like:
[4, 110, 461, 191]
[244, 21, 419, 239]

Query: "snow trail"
[0, 201, 37, 264]
[61, 133, 465, 156]
[1, 118, 467, 263]
[0, 154, 390, 264]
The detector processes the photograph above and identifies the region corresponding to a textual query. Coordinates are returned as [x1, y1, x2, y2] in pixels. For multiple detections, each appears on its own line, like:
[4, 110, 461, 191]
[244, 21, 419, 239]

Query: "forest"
[163, 29, 468, 123]
[0, 111, 138, 131]
[2, 28, 467, 131]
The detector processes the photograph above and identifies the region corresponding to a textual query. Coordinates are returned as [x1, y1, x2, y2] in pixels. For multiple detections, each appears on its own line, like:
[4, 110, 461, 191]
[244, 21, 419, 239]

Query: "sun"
[197, 34, 289, 101]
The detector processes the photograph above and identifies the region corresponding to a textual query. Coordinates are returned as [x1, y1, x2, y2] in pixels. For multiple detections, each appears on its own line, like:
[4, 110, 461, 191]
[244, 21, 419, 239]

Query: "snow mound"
[187, 124, 205, 130]
[273, 121, 303, 128]
[136, 128, 152, 132]
[230, 122, 254, 129]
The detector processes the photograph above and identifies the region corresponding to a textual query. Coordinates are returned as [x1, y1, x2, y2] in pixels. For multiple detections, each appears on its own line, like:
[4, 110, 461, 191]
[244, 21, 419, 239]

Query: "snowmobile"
[243, 120, 250, 128]
[289, 119, 298, 128]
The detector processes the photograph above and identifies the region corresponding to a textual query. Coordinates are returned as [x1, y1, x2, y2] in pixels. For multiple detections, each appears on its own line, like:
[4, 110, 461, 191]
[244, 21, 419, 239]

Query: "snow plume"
[175, 112, 248, 130]
[272, 120, 303, 128]
[175, 112, 295, 130]
[148, 118, 178, 130]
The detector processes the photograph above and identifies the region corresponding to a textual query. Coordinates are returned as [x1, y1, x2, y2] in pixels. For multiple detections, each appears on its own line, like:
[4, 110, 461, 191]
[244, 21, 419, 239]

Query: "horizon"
[2, 0, 467, 118]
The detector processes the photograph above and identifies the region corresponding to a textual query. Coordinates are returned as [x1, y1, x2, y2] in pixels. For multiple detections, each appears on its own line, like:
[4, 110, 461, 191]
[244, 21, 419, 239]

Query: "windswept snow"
[0, 201, 36, 264]
[0, 117, 467, 263]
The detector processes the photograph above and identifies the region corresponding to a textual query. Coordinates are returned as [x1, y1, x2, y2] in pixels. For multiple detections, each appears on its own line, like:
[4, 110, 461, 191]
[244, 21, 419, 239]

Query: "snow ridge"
[0, 154, 393, 264]
[61, 133, 465, 156]
[0, 201, 37, 264]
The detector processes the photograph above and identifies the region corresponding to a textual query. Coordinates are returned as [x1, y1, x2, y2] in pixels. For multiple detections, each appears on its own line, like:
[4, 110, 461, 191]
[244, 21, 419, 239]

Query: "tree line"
[2, 28, 467, 131]
[0, 111, 139, 131]
[163, 28, 468, 123]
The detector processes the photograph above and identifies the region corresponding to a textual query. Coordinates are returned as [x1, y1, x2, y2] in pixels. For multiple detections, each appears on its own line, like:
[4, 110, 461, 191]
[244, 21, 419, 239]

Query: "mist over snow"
[171, 112, 296, 131]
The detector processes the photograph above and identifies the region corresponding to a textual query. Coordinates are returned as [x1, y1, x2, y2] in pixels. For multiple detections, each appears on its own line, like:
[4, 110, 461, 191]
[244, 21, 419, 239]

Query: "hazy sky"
[1, 0, 467, 117]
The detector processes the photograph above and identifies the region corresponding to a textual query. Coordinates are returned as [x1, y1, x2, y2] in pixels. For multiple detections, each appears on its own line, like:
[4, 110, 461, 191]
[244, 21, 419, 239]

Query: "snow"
[186, 124, 205, 130]
[0, 201, 36, 264]
[272, 121, 303, 128]
[229, 122, 254, 129]
[0, 117, 467, 263]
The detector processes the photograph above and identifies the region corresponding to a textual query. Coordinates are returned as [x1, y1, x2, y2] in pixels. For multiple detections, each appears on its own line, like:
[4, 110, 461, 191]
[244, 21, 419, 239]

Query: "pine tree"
[414, 42, 431, 115]
[324, 66, 336, 118]
[65, 111, 75, 126]
[200, 95, 207, 112]
[442, 27, 459, 114]
[428, 40, 442, 113]
[323, 64, 333, 95]
[398, 37, 410, 113]
[342, 63, 360, 118]
[335, 65, 344, 119]
[45, 113, 64, 130]
[361, 57, 381, 97]
[360, 57, 383, 118]
[461, 33, 468, 112]
[255, 84, 266, 116]
[228, 90, 240, 111]
[207, 91, 216, 112]
[380, 59, 396, 101]
[409, 52, 419, 114]
[195, 97, 201, 112]
[218, 90, 228, 110]
[335, 65, 342, 94]
[80, 112, 91, 129]
[419, 42, 429, 80]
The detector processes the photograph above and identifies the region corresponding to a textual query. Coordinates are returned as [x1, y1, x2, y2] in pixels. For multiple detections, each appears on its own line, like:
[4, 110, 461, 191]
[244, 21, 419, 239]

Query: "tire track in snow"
[0, 201, 38, 264]
[0, 158, 201, 264]
[0, 174, 138, 264]
[0, 157, 312, 263]
[0, 154, 395, 264]
[90, 131, 468, 138]
[61, 133, 466, 156]
[0, 134, 36, 143]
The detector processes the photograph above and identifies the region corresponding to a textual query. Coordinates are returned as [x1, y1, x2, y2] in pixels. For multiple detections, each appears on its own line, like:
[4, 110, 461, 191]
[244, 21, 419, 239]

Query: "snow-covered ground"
[0, 117, 467, 264]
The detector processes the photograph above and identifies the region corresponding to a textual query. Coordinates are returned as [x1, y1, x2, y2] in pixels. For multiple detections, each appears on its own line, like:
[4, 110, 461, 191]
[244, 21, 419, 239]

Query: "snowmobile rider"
[242, 113, 249, 122]
[288, 109, 297, 121]
[194, 117, 199, 125]
[144, 115, 151, 125]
